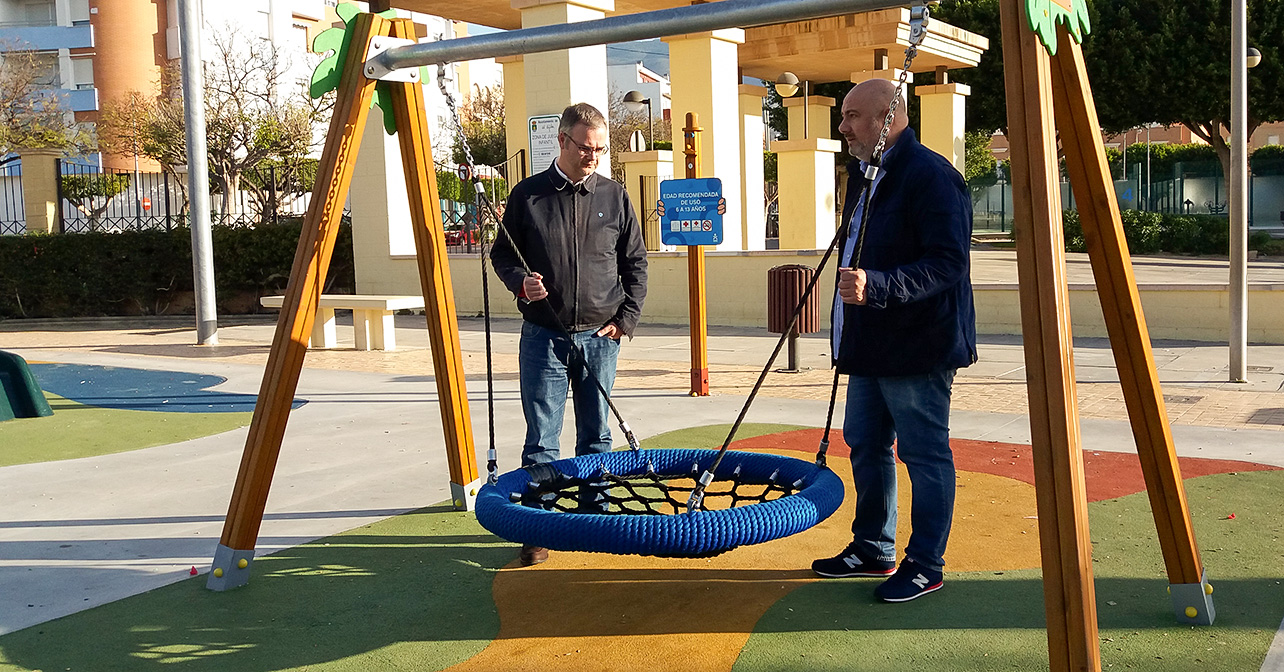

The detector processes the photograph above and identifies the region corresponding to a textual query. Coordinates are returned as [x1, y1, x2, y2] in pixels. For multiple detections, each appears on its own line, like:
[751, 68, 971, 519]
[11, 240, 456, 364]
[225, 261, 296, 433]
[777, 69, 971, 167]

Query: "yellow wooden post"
[386, 18, 480, 510]
[208, 12, 385, 591]
[998, 0, 1101, 668]
[1050, 30, 1213, 624]
[683, 112, 710, 396]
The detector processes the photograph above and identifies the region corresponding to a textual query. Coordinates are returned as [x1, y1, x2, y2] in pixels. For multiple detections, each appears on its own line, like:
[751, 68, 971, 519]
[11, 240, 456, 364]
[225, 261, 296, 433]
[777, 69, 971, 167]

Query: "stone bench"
[259, 294, 425, 351]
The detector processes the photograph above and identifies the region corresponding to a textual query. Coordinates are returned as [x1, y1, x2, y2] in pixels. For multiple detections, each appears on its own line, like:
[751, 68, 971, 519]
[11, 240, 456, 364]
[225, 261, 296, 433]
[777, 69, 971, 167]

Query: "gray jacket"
[491, 165, 648, 335]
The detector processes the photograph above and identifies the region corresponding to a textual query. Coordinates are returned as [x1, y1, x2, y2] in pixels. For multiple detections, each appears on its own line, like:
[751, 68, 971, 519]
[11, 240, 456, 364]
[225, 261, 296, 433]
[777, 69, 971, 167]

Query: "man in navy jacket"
[810, 79, 977, 602]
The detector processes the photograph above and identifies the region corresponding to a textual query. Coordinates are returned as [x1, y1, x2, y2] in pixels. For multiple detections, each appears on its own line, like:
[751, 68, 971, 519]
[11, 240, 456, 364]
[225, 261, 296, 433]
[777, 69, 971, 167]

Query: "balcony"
[58, 87, 98, 112]
[0, 23, 93, 51]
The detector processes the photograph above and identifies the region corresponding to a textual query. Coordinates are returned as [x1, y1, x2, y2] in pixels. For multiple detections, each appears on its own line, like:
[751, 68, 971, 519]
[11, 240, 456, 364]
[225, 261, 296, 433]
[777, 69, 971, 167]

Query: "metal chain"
[869, 3, 929, 171]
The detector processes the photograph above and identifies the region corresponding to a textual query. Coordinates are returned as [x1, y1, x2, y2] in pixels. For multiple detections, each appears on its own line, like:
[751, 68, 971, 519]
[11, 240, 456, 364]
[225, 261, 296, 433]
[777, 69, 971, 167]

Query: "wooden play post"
[207, 13, 479, 591]
[683, 112, 710, 396]
[999, 0, 1217, 666]
[1048, 30, 1211, 619]
[998, 3, 1100, 669]
[387, 18, 480, 504]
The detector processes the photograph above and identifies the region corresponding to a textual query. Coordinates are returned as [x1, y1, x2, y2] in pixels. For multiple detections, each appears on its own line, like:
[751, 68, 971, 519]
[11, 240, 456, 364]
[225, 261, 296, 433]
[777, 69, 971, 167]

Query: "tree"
[59, 173, 130, 229]
[0, 45, 93, 162]
[932, 0, 1284, 197]
[98, 28, 327, 221]
[450, 85, 508, 170]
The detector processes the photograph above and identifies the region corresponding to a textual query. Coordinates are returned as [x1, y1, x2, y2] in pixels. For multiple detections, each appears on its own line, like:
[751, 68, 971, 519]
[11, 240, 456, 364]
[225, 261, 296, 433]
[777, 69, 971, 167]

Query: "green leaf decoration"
[1025, 0, 1091, 56]
[308, 2, 403, 135]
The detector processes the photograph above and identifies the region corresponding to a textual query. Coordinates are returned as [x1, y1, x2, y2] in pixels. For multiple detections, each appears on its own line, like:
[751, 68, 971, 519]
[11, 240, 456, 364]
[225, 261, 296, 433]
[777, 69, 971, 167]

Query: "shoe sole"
[813, 567, 897, 578]
[878, 581, 943, 602]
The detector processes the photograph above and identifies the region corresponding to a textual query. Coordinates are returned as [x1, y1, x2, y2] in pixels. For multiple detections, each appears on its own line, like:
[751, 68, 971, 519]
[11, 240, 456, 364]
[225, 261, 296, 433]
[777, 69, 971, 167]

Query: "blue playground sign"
[660, 177, 723, 246]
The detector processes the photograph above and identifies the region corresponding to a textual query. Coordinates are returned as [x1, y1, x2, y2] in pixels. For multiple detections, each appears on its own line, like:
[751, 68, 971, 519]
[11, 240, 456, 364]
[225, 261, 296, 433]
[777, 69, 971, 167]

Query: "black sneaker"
[874, 558, 943, 602]
[811, 543, 896, 578]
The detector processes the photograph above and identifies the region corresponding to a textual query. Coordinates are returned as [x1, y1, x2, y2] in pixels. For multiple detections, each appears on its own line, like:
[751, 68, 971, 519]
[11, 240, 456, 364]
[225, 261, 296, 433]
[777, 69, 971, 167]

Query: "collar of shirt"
[552, 161, 596, 193]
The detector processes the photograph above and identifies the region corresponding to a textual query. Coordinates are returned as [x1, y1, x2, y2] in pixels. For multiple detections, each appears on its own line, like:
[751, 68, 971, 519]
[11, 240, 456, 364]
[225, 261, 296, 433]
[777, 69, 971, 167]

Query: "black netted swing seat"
[475, 448, 844, 557]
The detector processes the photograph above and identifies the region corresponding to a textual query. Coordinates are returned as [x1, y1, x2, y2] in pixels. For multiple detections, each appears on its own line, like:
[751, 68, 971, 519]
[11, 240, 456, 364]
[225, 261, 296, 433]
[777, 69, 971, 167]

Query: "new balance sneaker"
[874, 558, 943, 602]
[811, 542, 896, 578]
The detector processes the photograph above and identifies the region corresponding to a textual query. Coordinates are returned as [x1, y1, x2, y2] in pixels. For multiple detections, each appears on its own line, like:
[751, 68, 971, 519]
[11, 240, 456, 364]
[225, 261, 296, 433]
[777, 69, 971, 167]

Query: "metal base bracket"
[206, 544, 256, 592]
[364, 36, 420, 82]
[451, 478, 482, 511]
[1171, 570, 1216, 625]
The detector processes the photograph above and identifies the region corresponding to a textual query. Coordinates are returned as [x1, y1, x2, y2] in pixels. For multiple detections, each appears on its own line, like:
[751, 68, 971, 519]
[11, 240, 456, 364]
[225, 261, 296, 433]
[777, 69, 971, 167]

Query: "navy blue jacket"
[834, 128, 977, 377]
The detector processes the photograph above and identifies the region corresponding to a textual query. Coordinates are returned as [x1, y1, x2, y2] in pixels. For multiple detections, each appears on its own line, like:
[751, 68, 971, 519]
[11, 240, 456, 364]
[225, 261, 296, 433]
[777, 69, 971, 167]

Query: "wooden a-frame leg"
[1050, 31, 1213, 625]
[387, 18, 480, 510]
[998, 0, 1102, 670]
[208, 13, 387, 591]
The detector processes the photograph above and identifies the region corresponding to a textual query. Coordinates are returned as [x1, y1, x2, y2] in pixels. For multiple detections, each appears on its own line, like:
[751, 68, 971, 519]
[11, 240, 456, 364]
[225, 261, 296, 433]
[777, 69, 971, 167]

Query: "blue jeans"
[518, 321, 620, 467]
[843, 369, 956, 571]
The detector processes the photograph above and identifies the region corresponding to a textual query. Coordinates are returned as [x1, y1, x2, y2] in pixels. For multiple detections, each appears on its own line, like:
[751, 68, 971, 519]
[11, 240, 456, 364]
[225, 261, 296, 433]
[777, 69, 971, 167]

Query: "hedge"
[0, 220, 355, 319]
[1061, 209, 1283, 257]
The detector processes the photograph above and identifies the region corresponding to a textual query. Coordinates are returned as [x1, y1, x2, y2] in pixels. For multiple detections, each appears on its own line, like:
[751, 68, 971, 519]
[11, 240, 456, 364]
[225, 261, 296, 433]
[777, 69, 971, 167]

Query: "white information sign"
[528, 115, 560, 173]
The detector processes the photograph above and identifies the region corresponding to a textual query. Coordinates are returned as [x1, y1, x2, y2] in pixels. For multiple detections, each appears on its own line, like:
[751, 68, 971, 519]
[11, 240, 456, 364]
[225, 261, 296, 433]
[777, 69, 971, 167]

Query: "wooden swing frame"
[206, 5, 1215, 670]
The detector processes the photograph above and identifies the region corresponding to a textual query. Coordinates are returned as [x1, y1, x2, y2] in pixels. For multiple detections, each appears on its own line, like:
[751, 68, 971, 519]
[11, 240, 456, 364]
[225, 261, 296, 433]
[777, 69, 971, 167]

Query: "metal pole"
[372, 0, 906, 73]
[180, 0, 218, 345]
[1230, 0, 1248, 382]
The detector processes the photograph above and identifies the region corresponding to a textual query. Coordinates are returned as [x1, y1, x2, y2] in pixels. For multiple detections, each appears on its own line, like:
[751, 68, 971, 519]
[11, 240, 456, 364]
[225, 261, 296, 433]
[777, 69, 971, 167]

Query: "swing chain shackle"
[868, 1, 928, 177]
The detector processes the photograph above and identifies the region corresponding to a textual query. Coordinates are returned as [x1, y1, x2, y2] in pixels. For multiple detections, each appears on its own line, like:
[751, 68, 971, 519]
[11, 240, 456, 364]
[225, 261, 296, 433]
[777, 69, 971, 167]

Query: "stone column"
[497, 55, 530, 178]
[663, 29, 744, 250]
[515, 0, 612, 176]
[772, 138, 842, 250]
[739, 83, 768, 251]
[917, 75, 971, 174]
[784, 94, 835, 141]
[618, 150, 674, 251]
[18, 149, 61, 235]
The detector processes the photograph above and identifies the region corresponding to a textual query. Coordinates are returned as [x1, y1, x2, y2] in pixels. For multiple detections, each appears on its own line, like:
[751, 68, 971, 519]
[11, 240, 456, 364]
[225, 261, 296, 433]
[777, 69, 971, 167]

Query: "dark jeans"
[843, 368, 956, 571]
[518, 320, 620, 467]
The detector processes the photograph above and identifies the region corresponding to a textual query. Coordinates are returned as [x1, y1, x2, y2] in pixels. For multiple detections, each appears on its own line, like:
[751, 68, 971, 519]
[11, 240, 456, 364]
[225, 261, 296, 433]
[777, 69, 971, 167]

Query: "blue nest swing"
[475, 448, 845, 557]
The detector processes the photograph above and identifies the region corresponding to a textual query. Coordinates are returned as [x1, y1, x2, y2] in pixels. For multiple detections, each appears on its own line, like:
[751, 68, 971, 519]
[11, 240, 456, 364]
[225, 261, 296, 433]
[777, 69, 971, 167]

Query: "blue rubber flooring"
[29, 363, 304, 413]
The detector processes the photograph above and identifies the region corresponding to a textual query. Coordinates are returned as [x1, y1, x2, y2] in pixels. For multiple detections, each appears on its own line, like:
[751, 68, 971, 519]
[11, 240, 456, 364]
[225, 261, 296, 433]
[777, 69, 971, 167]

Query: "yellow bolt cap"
[213, 568, 224, 578]
[1205, 583, 1214, 595]
[238, 558, 248, 569]
[1185, 606, 1197, 618]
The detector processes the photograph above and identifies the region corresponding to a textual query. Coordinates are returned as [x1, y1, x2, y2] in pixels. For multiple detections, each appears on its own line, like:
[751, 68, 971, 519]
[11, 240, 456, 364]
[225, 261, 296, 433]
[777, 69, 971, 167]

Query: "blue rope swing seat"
[475, 448, 845, 557]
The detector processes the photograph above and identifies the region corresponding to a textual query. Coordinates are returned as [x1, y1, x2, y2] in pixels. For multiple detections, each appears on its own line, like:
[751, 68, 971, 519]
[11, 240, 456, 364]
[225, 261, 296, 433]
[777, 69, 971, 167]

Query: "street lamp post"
[623, 90, 653, 150]
[774, 72, 809, 139]
[1230, 0, 1261, 381]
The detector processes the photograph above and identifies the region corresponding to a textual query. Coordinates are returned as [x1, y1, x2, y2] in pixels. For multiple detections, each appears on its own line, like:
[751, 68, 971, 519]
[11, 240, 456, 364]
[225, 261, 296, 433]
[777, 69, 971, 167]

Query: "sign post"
[677, 113, 710, 395]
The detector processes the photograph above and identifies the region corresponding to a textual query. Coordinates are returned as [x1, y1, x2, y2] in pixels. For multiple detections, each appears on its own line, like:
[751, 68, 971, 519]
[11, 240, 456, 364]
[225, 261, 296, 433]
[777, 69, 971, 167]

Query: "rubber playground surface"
[1, 360, 1282, 672]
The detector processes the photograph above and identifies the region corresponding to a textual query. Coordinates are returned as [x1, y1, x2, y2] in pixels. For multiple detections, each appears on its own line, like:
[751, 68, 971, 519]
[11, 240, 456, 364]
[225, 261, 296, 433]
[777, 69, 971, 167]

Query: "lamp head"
[774, 72, 800, 98]
[623, 90, 650, 113]
[1247, 47, 1262, 69]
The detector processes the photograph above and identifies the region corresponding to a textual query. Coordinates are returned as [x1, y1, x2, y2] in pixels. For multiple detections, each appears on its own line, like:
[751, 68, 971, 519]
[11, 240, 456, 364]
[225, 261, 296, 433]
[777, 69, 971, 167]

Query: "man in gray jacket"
[490, 102, 648, 566]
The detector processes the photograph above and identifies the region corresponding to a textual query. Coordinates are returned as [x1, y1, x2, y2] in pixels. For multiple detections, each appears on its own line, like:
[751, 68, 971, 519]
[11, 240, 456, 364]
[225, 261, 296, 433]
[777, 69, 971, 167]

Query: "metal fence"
[54, 161, 317, 233]
[971, 161, 1284, 233]
[0, 161, 23, 235]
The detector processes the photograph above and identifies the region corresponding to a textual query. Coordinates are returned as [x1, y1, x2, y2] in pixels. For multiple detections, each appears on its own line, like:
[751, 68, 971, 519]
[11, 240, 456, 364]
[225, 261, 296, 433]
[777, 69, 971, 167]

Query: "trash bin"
[766, 264, 819, 372]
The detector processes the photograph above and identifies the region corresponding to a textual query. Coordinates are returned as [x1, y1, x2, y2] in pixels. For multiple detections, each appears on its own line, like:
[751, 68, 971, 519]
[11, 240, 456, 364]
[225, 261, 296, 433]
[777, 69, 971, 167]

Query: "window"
[1269, 136, 1281, 146]
[72, 58, 93, 90]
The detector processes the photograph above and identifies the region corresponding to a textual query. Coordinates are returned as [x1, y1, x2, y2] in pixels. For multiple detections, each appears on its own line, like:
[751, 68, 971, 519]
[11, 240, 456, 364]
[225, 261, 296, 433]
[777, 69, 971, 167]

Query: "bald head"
[838, 79, 909, 161]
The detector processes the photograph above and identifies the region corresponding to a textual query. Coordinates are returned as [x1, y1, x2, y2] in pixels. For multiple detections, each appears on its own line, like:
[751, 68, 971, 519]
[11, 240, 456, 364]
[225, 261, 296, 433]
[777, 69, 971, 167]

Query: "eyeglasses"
[564, 136, 609, 156]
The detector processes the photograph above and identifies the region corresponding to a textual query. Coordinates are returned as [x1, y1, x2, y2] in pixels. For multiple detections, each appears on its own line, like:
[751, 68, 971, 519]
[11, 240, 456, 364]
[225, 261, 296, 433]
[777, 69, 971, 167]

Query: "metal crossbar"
[370, 0, 906, 75]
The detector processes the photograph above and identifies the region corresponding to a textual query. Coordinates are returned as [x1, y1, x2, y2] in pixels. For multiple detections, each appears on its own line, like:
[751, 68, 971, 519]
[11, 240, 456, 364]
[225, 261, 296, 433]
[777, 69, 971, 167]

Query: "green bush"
[1251, 145, 1284, 176]
[0, 221, 355, 319]
[1058, 210, 1246, 256]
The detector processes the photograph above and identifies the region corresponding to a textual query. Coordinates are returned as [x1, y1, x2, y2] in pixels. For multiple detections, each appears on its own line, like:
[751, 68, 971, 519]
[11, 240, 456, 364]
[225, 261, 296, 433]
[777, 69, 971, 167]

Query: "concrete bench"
[260, 294, 425, 351]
